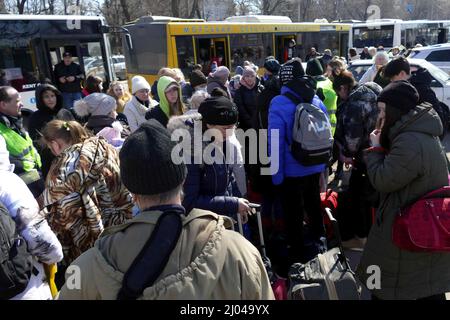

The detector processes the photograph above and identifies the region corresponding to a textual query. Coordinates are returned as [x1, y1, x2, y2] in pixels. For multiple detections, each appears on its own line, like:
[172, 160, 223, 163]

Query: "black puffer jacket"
[234, 78, 264, 131]
[410, 67, 448, 137]
[249, 75, 280, 193]
[255, 75, 280, 130]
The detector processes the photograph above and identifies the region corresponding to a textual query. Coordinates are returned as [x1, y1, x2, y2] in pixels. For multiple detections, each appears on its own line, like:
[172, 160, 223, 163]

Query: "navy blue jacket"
[183, 144, 241, 218]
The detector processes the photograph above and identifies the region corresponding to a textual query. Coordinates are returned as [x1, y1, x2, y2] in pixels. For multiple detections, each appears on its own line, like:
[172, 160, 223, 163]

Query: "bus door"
[45, 39, 112, 87]
[275, 35, 296, 63]
[438, 28, 448, 44]
[340, 32, 349, 58]
[196, 37, 229, 74]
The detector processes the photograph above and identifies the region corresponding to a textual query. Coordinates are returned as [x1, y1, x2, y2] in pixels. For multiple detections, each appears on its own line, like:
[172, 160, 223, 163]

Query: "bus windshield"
[352, 26, 394, 48]
[0, 16, 115, 110]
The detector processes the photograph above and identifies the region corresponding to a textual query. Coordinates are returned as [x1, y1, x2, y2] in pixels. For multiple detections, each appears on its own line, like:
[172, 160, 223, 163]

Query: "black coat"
[86, 115, 116, 135]
[410, 67, 448, 136]
[248, 75, 280, 194]
[28, 84, 67, 179]
[145, 105, 169, 128]
[53, 62, 83, 93]
[234, 78, 264, 131]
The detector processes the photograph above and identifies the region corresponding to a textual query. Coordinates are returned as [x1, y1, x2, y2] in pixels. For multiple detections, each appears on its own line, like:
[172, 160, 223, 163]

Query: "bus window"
[175, 36, 195, 79]
[229, 33, 272, 71]
[353, 26, 394, 48]
[296, 32, 341, 60]
[0, 40, 40, 93]
[81, 42, 105, 80]
[124, 23, 167, 76]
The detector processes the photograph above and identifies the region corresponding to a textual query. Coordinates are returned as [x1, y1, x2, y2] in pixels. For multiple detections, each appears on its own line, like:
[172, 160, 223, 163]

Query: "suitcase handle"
[237, 207, 267, 257]
[324, 208, 351, 271]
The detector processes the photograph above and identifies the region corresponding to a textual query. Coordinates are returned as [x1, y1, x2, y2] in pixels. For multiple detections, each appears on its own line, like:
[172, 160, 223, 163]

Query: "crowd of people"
[1, 44, 450, 300]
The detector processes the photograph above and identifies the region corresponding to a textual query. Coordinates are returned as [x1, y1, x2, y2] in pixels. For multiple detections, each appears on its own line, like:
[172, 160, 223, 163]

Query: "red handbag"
[393, 186, 450, 252]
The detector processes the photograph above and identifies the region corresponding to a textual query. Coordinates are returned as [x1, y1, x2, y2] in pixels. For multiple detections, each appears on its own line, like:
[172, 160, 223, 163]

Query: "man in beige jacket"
[57, 120, 274, 300]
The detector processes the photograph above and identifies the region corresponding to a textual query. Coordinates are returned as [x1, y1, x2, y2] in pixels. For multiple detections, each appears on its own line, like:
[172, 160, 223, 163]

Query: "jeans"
[62, 92, 83, 109]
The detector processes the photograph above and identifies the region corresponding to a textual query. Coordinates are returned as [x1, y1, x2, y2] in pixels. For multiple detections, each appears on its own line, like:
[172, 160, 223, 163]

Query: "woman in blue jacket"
[168, 95, 253, 222]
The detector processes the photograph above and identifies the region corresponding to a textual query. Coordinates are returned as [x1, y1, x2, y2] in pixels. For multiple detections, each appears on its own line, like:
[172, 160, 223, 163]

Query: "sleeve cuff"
[365, 146, 387, 154]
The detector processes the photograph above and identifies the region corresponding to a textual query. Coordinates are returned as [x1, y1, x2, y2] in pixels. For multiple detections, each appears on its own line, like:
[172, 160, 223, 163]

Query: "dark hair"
[0, 86, 14, 103]
[84, 76, 103, 94]
[192, 64, 202, 71]
[210, 87, 228, 98]
[349, 48, 357, 57]
[380, 104, 408, 150]
[383, 57, 410, 79]
[332, 71, 356, 93]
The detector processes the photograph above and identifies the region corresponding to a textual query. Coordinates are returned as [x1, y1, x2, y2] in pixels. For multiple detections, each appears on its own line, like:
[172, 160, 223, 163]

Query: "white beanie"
[74, 93, 116, 117]
[131, 75, 151, 94]
[0, 135, 14, 172]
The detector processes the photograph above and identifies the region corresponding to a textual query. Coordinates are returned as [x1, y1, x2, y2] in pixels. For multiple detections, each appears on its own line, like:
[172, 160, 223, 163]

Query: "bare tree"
[259, 0, 288, 15]
[172, 0, 180, 17]
[189, 0, 202, 18]
[16, 0, 27, 13]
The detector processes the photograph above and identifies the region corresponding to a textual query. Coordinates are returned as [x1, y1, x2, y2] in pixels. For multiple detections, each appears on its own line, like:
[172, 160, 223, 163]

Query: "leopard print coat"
[42, 137, 133, 266]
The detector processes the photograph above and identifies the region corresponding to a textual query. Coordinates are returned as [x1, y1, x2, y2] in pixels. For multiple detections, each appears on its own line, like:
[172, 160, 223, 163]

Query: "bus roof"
[129, 15, 205, 24]
[0, 14, 106, 21]
[225, 15, 292, 23]
[353, 19, 450, 28]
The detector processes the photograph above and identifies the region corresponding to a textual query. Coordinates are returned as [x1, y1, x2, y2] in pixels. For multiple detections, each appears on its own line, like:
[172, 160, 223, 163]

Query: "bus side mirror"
[101, 25, 110, 34]
[125, 34, 133, 51]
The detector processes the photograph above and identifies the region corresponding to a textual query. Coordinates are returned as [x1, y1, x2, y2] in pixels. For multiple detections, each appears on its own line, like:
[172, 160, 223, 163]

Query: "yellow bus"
[122, 15, 351, 85]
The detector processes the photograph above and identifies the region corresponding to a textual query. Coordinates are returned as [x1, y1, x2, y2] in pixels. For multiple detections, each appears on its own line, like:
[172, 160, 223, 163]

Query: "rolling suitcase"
[288, 208, 361, 300]
[237, 207, 288, 300]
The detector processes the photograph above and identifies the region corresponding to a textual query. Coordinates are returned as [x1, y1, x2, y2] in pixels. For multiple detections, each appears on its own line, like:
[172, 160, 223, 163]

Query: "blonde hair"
[41, 120, 90, 146]
[107, 81, 132, 113]
[189, 90, 209, 110]
[328, 58, 347, 78]
[157, 67, 178, 80]
[172, 68, 185, 83]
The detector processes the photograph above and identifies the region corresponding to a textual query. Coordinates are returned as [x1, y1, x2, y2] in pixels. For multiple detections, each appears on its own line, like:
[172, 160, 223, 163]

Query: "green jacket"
[0, 118, 41, 185]
[157, 76, 183, 119]
[316, 77, 337, 135]
[356, 104, 450, 300]
[57, 208, 274, 300]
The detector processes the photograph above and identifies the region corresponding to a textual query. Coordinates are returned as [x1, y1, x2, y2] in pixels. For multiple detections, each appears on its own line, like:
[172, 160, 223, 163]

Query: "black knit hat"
[189, 70, 207, 88]
[198, 96, 238, 125]
[306, 58, 324, 77]
[119, 120, 187, 195]
[377, 80, 419, 114]
[264, 59, 281, 74]
[279, 58, 305, 86]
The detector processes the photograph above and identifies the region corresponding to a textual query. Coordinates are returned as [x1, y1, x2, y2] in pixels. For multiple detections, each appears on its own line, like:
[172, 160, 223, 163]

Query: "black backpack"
[0, 201, 34, 299]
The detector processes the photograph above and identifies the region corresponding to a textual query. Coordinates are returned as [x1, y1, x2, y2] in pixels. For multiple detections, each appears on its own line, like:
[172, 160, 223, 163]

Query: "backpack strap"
[116, 207, 185, 300]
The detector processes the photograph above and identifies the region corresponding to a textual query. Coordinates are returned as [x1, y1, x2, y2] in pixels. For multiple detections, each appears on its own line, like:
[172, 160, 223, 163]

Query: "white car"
[111, 55, 126, 80]
[347, 58, 450, 114]
[406, 44, 450, 75]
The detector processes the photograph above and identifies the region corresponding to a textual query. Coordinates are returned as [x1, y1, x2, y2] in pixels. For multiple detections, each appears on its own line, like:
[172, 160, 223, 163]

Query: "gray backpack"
[285, 92, 333, 166]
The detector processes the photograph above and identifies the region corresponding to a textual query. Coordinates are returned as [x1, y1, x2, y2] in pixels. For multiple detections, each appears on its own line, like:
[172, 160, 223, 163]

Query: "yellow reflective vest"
[316, 78, 337, 135]
[0, 122, 41, 185]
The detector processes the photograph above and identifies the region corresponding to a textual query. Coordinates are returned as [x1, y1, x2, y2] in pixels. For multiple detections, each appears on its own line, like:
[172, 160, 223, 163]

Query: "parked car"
[406, 44, 450, 75]
[347, 58, 450, 115]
